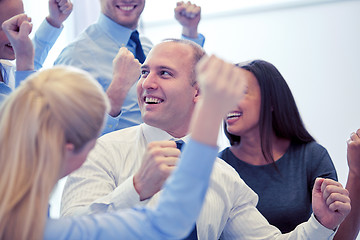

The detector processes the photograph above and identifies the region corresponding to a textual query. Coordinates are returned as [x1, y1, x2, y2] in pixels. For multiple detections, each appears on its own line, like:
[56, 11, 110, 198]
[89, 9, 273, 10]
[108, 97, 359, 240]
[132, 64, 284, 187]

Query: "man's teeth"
[120, 6, 134, 11]
[145, 97, 162, 104]
[227, 112, 242, 119]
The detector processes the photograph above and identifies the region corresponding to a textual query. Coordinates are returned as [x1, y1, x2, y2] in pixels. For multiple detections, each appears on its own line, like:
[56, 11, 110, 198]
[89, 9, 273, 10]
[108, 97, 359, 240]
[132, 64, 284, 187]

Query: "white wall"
[143, 0, 360, 187]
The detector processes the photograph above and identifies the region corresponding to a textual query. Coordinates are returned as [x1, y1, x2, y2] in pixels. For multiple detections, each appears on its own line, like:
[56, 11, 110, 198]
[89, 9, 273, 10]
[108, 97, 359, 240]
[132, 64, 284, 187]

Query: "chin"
[0, 53, 15, 61]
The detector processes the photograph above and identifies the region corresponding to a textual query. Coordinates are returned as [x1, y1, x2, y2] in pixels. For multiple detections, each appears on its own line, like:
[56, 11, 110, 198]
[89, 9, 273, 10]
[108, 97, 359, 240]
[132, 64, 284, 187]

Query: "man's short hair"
[161, 38, 206, 85]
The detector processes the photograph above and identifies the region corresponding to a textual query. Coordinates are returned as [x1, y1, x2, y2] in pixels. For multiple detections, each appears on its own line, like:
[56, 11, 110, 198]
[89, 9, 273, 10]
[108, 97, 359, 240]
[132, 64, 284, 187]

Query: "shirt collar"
[141, 123, 190, 144]
[0, 60, 14, 87]
[97, 13, 137, 48]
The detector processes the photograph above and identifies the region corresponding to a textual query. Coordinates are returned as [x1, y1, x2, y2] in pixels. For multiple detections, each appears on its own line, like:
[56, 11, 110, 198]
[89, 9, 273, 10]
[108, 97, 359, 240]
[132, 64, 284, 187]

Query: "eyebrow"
[141, 65, 176, 73]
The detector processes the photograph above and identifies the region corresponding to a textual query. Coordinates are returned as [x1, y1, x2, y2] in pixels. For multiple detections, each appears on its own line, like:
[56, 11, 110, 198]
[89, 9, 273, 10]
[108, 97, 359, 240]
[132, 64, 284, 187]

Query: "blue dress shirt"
[0, 61, 13, 102]
[0, 82, 11, 103]
[44, 139, 218, 240]
[54, 13, 205, 135]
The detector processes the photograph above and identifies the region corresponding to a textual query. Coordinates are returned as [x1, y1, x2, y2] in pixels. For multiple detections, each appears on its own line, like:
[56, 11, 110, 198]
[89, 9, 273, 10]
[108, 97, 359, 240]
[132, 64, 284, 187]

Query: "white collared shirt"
[61, 123, 336, 240]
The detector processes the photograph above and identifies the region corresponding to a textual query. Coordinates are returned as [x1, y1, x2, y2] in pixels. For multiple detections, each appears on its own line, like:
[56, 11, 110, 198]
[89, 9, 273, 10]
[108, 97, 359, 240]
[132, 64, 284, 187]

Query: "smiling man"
[61, 39, 350, 240]
[55, 0, 205, 134]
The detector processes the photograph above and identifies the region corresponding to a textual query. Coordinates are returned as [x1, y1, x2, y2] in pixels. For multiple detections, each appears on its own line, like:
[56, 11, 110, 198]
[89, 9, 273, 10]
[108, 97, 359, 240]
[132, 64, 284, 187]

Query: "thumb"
[313, 177, 324, 194]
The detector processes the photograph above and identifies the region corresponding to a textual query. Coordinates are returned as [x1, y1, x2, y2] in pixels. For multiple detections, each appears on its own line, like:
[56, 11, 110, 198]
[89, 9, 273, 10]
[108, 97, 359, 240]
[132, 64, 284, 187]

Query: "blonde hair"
[0, 66, 109, 240]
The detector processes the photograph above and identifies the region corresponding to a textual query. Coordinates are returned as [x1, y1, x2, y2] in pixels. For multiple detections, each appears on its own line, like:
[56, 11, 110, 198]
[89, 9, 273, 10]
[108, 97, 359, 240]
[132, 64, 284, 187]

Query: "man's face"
[137, 41, 199, 137]
[0, 0, 24, 60]
[100, 0, 145, 30]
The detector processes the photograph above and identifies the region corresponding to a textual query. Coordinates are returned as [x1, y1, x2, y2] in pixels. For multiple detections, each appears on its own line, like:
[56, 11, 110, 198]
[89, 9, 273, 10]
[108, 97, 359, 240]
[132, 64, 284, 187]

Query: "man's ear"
[65, 143, 75, 153]
[193, 83, 200, 103]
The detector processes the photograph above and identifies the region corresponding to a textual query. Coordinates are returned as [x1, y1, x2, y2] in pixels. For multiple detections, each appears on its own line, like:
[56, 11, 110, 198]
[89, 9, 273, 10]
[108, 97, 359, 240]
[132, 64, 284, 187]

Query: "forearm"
[334, 172, 360, 240]
[15, 55, 34, 71]
[33, 19, 63, 70]
[106, 75, 134, 117]
[189, 100, 223, 147]
[106, 86, 127, 117]
[182, 26, 198, 39]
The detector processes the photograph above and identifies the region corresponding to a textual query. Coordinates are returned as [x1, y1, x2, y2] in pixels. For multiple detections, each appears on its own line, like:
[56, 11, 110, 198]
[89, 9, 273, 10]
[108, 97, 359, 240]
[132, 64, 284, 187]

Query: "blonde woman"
[0, 66, 109, 239]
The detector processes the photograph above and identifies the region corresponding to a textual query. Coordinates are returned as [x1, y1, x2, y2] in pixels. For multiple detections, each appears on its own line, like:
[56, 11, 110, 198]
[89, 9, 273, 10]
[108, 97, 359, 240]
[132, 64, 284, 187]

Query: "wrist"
[46, 16, 62, 28]
[106, 84, 128, 117]
[314, 213, 338, 231]
[190, 101, 224, 146]
[182, 27, 198, 39]
[133, 175, 145, 201]
[16, 57, 34, 71]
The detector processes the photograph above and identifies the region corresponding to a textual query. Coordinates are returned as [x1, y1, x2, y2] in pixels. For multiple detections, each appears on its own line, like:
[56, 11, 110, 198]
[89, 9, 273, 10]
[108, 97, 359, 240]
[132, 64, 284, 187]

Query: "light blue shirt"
[0, 61, 13, 102]
[54, 13, 205, 135]
[44, 139, 218, 240]
[0, 19, 63, 105]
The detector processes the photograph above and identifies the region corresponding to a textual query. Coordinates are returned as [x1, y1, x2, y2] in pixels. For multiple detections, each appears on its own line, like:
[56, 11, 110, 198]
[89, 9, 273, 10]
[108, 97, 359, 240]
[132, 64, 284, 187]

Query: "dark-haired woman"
[218, 60, 337, 233]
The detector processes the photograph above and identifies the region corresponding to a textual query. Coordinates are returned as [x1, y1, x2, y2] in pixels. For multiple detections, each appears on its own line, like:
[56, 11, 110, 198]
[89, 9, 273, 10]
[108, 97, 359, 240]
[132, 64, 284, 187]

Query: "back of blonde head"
[0, 66, 109, 240]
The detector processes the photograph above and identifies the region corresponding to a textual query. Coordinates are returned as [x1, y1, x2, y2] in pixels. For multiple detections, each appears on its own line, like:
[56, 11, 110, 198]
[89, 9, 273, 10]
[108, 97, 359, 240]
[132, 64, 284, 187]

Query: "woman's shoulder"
[291, 140, 327, 154]
[218, 147, 232, 159]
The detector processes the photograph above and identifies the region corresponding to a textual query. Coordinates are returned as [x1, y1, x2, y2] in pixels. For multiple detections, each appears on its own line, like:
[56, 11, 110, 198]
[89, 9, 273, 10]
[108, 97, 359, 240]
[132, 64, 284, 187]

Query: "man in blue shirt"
[54, 0, 205, 134]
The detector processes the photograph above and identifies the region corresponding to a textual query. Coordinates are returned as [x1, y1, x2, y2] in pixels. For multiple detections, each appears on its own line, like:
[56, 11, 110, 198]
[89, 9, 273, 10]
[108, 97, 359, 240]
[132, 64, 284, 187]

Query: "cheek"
[136, 80, 143, 97]
[236, 97, 248, 109]
[0, 32, 8, 45]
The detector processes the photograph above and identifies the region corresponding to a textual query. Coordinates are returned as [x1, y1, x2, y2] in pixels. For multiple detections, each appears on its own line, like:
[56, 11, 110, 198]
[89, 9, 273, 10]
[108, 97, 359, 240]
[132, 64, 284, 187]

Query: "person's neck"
[103, 12, 138, 30]
[230, 133, 290, 166]
[167, 130, 188, 139]
[156, 121, 190, 139]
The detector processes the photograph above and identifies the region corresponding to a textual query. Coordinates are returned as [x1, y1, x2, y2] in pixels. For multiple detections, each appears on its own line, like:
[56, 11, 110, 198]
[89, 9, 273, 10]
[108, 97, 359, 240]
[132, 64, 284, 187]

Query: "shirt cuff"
[88, 176, 140, 213]
[36, 19, 63, 45]
[15, 70, 36, 87]
[181, 33, 205, 47]
[102, 113, 122, 135]
[108, 175, 142, 210]
[307, 213, 337, 238]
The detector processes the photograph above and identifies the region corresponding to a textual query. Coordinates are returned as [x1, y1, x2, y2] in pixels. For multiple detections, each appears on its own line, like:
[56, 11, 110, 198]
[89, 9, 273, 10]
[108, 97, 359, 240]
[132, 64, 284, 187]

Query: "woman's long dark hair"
[224, 60, 314, 164]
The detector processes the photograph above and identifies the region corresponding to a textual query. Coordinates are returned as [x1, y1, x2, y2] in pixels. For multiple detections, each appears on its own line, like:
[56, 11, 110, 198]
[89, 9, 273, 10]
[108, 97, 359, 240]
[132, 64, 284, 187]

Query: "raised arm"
[106, 47, 141, 117]
[174, 1, 201, 39]
[334, 129, 360, 240]
[174, 1, 205, 46]
[46, 0, 73, 28]
[33, 0, 73, 70]
[2, 14, 34, 71]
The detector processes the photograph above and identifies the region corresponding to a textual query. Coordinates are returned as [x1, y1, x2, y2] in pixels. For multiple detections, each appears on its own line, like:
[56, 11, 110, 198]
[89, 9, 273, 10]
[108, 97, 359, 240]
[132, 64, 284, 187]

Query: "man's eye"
[160, 71, 171, 77]
[141, 70, 149, 77]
